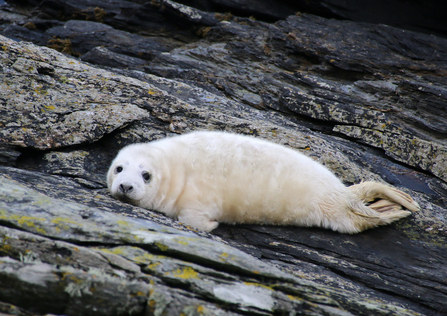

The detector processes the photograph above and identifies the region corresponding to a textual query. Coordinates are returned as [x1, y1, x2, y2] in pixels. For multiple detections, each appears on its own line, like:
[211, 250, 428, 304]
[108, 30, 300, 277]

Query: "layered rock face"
[0, 1, 446, 315]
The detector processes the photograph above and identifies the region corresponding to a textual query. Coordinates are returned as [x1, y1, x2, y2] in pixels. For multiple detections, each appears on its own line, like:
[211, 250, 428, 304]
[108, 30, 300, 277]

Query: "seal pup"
[107, 131, 419, 233]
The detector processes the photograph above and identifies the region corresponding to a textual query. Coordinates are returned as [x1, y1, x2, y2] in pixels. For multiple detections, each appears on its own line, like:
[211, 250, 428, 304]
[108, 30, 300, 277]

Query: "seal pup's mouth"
[113, 193, 139, 205]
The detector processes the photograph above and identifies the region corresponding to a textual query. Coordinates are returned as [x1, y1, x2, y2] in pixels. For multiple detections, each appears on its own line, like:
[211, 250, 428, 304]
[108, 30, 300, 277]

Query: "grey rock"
[43, 20, 176, 58]
[0, 1, 446, 315]
[0, 170, 427, 315]
[0, 37, 150, 149]
[81, 46, 147, 69]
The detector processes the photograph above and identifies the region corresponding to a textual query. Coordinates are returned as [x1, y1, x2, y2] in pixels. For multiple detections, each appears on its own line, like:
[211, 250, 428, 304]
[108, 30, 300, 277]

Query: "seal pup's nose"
[119, 183, 133, 194]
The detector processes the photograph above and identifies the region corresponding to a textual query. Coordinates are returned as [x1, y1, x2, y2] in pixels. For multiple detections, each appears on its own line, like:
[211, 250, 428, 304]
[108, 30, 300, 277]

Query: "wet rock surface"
[1, 1, 446, 315]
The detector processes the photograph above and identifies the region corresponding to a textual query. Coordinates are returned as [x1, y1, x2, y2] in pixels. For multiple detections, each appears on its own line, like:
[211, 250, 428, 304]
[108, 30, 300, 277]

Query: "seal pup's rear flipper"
[348, 181, 420, 212]
[336, 181, 418, 233]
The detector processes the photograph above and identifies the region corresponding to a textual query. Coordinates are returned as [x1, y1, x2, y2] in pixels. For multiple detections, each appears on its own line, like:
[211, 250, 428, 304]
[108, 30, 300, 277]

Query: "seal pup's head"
[107, 144, 160, 206]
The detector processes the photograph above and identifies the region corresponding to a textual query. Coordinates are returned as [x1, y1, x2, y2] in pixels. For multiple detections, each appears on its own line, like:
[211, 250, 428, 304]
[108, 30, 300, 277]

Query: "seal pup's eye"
[142, 171, 151, 182]
[116, 166, 123, 173]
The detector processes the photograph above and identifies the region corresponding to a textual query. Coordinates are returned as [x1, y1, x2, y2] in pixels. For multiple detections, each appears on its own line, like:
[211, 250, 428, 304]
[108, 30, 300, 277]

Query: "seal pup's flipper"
[339, 181, 418, 233]
[177, 208, 219, 232]
[368, 199, 402, 213]
[348, 181, 420, 212]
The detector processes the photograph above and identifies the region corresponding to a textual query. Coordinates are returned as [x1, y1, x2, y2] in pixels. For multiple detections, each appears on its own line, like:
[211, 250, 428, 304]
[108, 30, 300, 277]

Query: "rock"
[0, 1, 446, 315]
[292, 0, 447, 37]
[30, 0, 213, 42]
[148, 0, 447, 37]
[43, 20, 176, 59]
[0, 36, 151, 149]
[144, 13, 447, 183]
[80, 46, 147, 69]
[162, 0, 220, 26]
[2, 171, 418, 316]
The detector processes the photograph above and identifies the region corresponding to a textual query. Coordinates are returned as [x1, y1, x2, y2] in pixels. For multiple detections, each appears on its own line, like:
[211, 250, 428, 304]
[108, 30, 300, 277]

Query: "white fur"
[107, 131, 419, 233]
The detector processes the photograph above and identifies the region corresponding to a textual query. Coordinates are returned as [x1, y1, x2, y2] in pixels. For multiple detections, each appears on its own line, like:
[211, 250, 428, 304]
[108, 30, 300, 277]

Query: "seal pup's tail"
[342, 181, 420, 233]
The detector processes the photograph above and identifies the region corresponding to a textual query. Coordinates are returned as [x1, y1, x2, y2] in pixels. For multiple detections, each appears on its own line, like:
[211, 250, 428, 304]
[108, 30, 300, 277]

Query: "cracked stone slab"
[0, 35, 152, 149]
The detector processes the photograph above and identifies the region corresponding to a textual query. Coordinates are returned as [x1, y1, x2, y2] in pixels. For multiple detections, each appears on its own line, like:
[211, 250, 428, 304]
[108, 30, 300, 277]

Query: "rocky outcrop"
[1, 1, 446, 315]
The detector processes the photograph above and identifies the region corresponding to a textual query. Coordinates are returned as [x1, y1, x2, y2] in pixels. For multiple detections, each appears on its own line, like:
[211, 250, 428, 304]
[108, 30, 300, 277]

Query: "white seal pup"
[107, 131, 419, 233]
